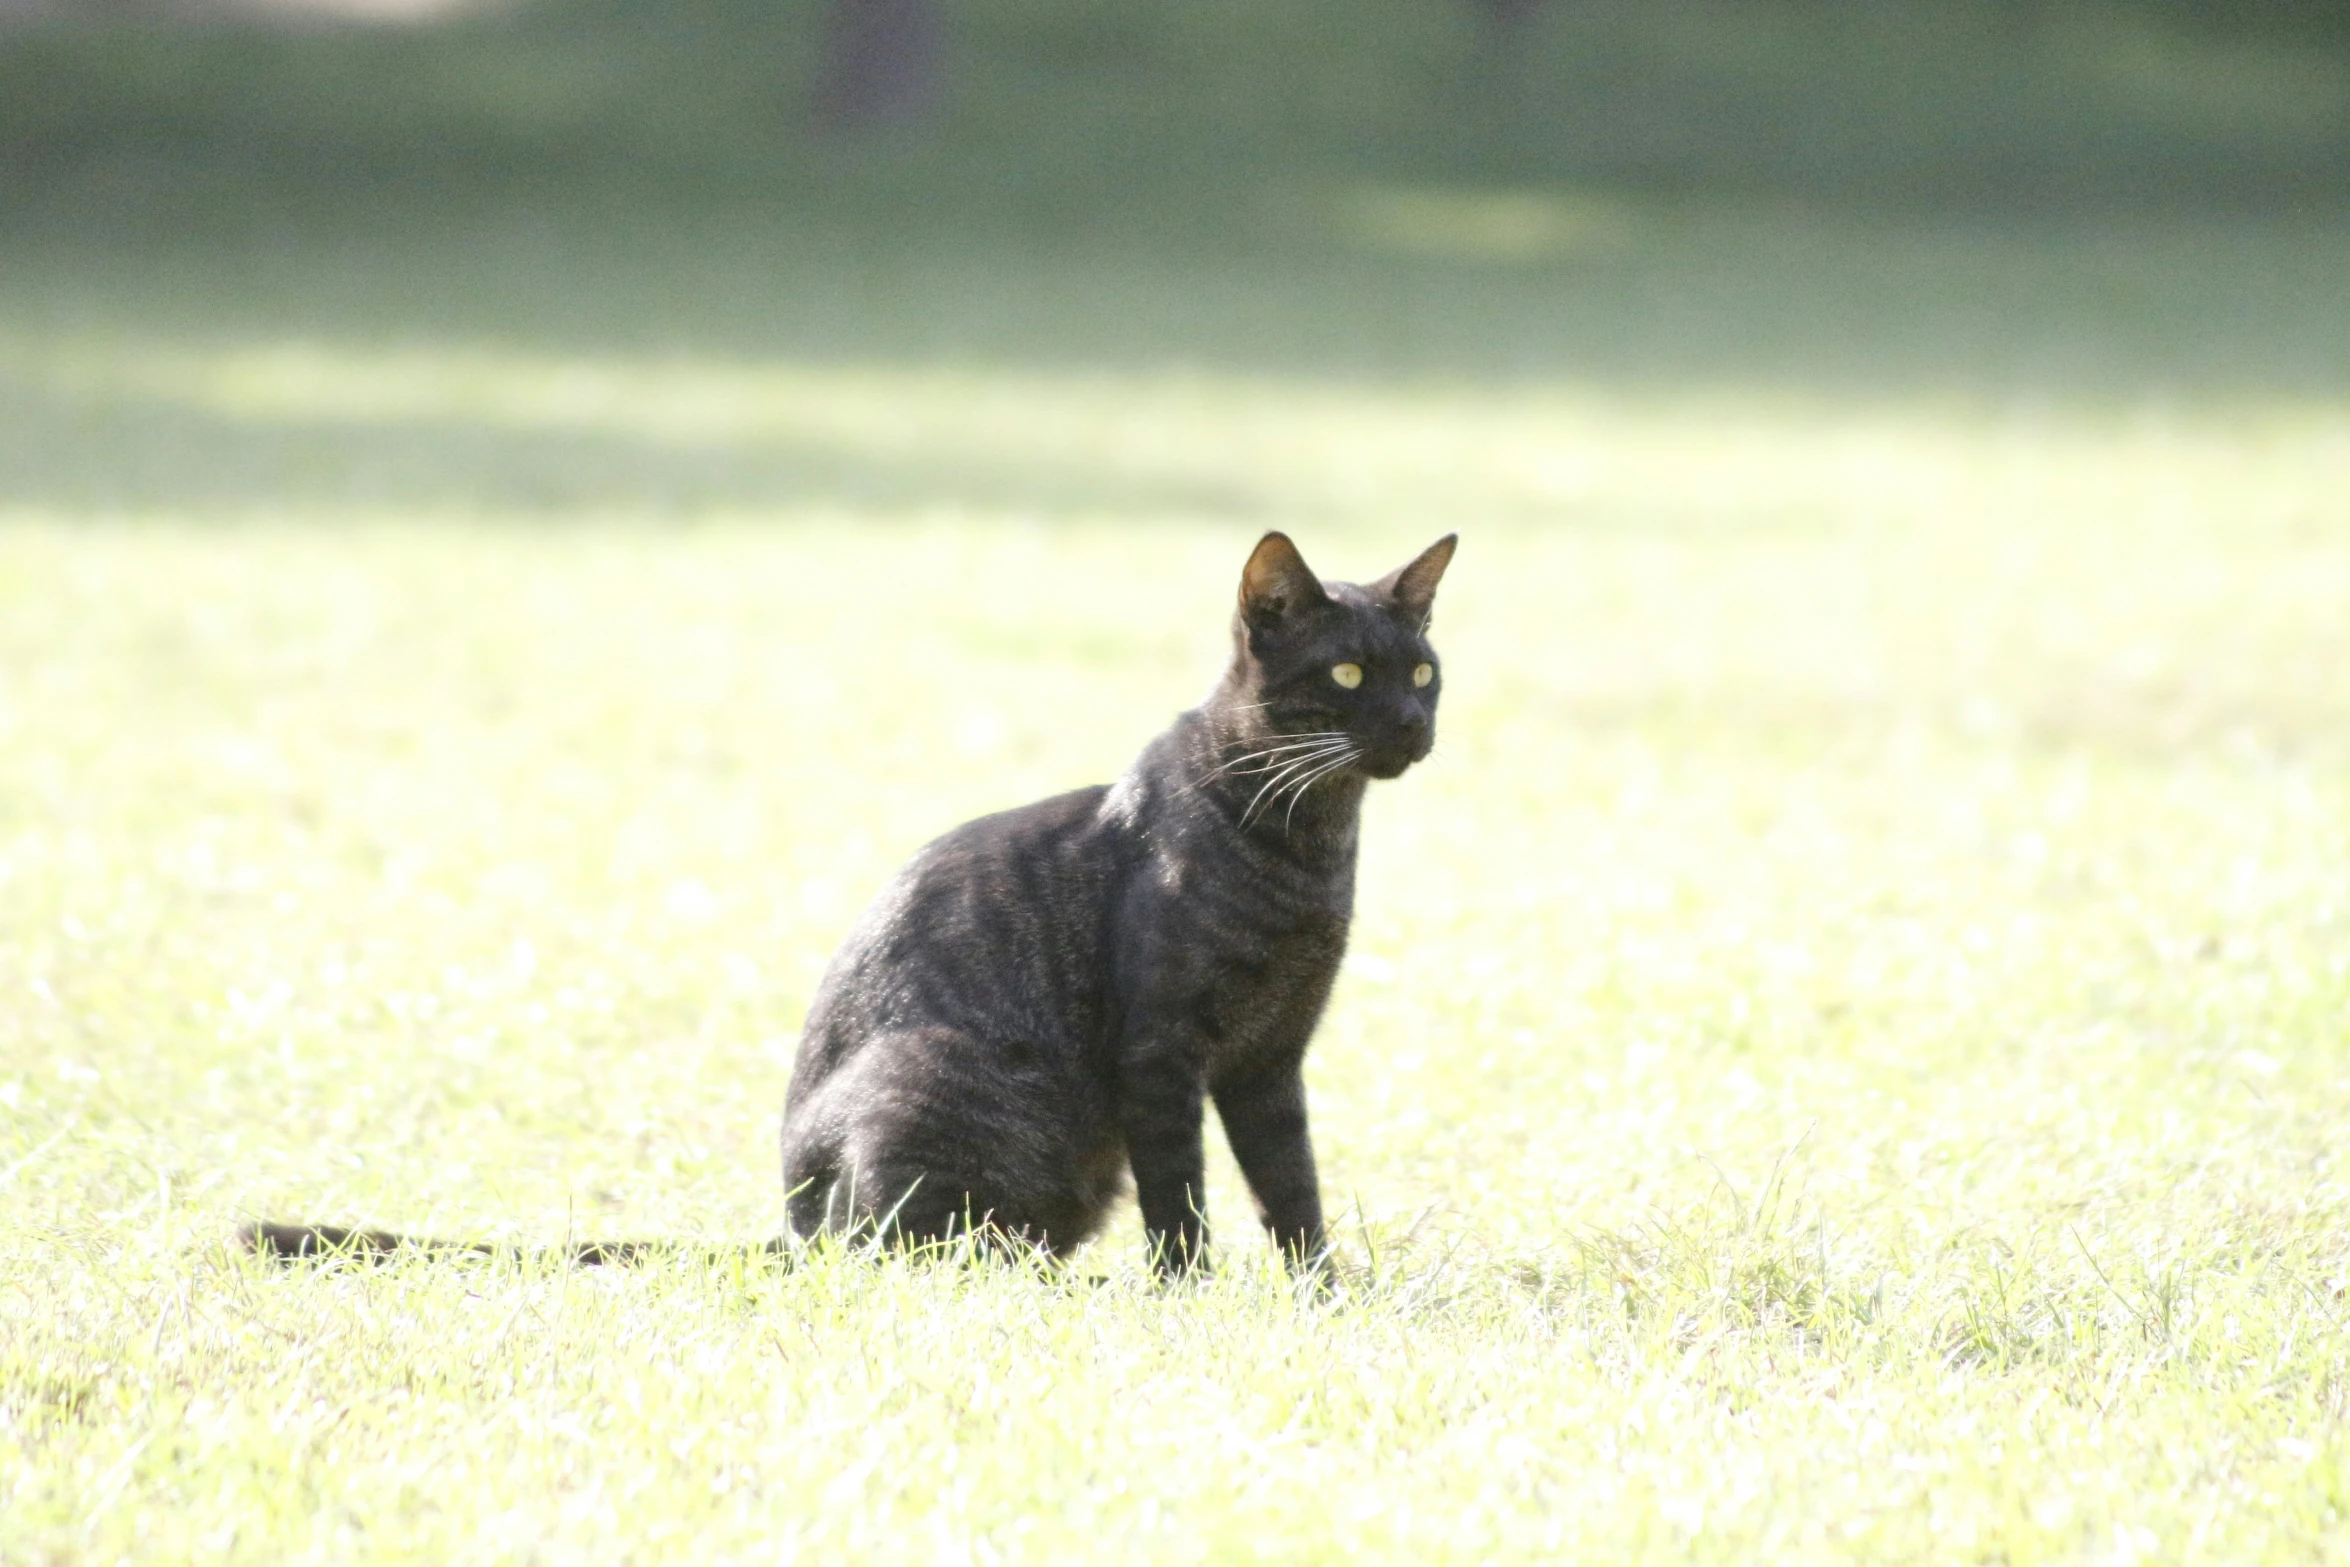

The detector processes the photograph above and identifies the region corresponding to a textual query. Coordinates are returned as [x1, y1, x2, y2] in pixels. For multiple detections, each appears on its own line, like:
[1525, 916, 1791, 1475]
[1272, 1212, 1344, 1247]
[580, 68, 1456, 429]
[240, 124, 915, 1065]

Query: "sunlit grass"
[5, 201, 2350, 1560]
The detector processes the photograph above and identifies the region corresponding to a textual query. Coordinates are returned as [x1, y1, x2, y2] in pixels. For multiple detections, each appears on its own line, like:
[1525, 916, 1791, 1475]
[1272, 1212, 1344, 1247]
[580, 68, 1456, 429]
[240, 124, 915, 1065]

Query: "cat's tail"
[237, 1220, 791, 1268]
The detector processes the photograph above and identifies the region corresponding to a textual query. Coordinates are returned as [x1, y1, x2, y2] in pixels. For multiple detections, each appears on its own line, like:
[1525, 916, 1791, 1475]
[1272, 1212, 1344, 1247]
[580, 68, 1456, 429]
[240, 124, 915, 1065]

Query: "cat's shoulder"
[918, 784, 1118, 864]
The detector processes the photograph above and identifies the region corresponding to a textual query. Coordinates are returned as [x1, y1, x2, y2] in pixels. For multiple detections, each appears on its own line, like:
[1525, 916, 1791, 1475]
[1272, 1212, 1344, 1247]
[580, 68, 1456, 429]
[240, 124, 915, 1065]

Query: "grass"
[5, 0, 2350, 1560]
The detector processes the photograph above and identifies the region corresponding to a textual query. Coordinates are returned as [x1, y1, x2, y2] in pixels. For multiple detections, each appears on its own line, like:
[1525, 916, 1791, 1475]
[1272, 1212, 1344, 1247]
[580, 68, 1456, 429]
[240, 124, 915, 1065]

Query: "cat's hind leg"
[812, 1027, 1117, 1256]
[780, 1079, 853, 1243]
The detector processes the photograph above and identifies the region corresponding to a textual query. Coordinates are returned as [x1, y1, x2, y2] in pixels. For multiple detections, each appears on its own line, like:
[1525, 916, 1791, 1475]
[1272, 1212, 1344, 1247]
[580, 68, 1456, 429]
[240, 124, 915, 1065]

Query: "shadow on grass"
[3, 195, 2347, 526]
[0, 373, 1271, 522]
[3, 0, 2349, 520]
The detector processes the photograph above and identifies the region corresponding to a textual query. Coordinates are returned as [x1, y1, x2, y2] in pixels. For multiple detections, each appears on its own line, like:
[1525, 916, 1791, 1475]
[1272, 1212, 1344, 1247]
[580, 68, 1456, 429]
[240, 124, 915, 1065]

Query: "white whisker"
[1216, 741, 1352, 779]
[1280, 749, 1361, 833]
[1241, 745, 1351, 827]
[1217, 730, 1347, 752]
[1195, 734, 1352, 786]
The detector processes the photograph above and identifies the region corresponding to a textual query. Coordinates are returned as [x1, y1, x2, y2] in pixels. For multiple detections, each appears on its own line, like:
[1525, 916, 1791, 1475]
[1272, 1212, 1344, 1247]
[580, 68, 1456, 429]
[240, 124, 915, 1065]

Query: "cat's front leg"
[1213, 1069, 1327, 1274]
[1118, 1040, 1211, 1277]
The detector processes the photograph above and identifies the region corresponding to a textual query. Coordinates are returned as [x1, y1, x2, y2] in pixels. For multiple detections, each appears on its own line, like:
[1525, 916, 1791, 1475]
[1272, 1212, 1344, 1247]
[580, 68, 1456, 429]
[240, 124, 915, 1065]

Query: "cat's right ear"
[1239, 532, 1329, 627]
[1373, 533, 1457, 631]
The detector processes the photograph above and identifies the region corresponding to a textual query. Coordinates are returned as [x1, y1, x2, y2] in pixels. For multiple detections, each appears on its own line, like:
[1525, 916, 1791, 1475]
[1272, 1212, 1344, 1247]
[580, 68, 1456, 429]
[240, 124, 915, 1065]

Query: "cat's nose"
[1395, 706, 1428, 734]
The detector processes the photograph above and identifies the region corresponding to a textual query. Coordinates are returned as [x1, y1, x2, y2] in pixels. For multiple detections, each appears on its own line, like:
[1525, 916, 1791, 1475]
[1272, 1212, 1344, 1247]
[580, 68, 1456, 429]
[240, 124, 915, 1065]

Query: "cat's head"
[1228, 531, 1457, 780]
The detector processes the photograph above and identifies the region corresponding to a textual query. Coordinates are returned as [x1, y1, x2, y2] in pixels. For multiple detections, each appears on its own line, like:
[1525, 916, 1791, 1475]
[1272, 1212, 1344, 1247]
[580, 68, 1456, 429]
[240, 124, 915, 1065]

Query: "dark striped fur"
[781, 531, 1455, 1275]
[236, 1221, 762, 1266]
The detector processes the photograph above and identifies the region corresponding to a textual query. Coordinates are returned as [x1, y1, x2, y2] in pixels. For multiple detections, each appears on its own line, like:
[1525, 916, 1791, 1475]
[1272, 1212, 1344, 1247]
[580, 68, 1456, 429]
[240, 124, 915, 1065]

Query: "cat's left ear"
[1239, 531, 1331, 626]
[1373, 534, 1457, 630]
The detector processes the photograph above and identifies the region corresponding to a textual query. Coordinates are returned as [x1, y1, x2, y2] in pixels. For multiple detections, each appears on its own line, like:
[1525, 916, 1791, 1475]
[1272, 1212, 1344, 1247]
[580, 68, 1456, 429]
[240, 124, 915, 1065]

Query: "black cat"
[243, 531, 1454, 1278]
[779, 530, 1454, 1275]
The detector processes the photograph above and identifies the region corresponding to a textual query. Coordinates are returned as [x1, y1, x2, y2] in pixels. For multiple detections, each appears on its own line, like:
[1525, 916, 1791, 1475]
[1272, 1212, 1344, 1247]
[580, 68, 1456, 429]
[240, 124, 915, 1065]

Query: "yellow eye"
[1413, 663, 1434, 688]
[1330, 663, 1363, 689]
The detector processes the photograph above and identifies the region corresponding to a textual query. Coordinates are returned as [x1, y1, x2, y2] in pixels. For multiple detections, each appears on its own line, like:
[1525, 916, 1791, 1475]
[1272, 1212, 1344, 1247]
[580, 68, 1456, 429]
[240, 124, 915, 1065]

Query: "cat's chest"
[1151, 839, 1354, 932]
[1130, 845, 1352, 1040]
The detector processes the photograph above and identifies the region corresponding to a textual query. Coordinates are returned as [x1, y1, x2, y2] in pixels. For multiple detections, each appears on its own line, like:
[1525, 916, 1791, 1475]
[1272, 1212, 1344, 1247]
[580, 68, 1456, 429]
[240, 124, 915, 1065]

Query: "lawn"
[5, 1, 2350, 1561]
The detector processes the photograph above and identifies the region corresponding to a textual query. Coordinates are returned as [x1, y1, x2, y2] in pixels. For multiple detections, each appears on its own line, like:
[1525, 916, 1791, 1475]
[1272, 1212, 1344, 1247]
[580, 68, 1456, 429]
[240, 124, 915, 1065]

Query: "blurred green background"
[8, 0, 2350, 218]
[5, 0, 2349, 434]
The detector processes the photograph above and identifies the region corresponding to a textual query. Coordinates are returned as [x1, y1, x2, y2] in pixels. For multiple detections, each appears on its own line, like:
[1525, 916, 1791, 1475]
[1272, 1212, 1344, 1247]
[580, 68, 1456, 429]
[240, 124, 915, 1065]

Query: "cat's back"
[792, 784, 1134, 1075]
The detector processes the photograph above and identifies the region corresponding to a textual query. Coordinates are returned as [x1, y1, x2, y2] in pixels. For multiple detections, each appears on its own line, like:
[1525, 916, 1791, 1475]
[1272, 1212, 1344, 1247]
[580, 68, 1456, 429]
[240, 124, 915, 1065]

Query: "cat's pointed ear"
[1374, 534, 1457, 630]
[1239, 532, 1329, 625]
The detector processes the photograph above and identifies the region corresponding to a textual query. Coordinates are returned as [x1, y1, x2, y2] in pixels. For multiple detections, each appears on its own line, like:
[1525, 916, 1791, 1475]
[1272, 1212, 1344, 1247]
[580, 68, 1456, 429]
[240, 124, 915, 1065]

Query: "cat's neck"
[1174, 697, 1367, 860]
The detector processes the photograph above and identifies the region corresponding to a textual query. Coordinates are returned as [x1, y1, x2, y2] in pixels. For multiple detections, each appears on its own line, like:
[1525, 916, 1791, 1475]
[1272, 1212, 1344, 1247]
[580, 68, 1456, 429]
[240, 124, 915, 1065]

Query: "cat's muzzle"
[1357, 737, 1432, 779]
